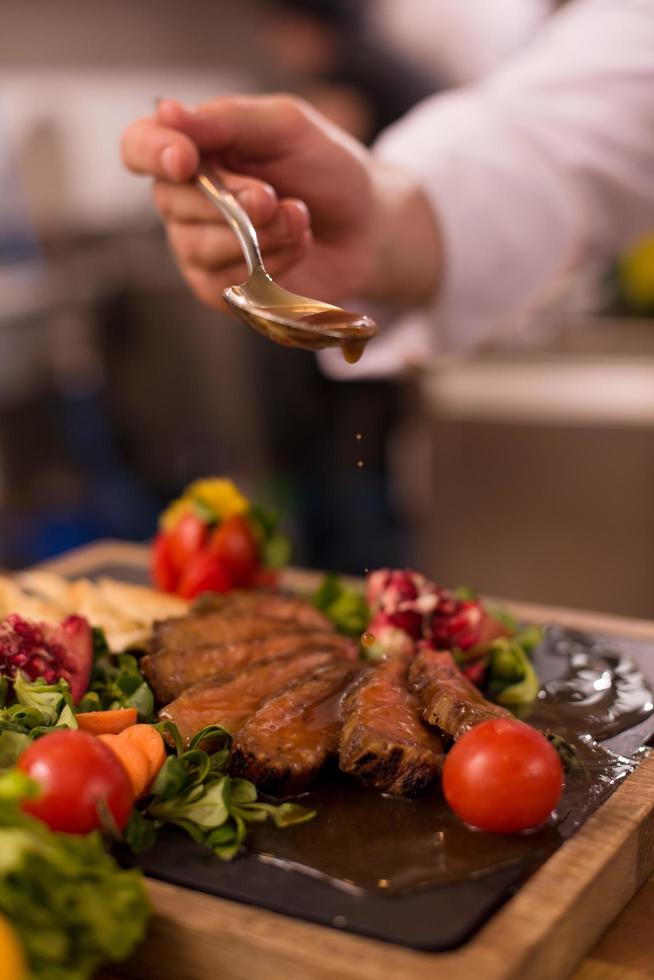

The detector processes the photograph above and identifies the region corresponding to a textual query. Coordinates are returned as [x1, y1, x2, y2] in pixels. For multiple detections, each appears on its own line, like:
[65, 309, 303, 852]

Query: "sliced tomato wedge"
[151, 532, 178, 593]
[208, 515, 259, 587]
[177, 551, 233, 600]
[168, 512, 208, 571]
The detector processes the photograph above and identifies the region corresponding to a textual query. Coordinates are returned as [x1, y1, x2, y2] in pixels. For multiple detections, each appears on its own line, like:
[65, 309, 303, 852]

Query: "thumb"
[156, 96, 308, 161]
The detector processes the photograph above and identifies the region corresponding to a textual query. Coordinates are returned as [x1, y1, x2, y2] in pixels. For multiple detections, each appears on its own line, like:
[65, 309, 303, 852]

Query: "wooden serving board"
[40, 541, 654, 980]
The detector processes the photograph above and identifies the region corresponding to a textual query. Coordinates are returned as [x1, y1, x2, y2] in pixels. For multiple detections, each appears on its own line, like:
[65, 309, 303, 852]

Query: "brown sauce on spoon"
[236, 303, 376, 364]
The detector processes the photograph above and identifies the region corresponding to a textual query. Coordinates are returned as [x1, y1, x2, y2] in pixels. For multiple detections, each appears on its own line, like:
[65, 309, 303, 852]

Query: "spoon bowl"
[196, 169, 378, 363]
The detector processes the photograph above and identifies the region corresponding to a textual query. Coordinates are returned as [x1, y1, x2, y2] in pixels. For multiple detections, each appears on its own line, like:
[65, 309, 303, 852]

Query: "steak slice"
[339, 656, 444, 798]
[230, 660, 358, 796]
[142, 631, 357, 703]
[159, 647, 341, 745]
[149, 612, 315, 656]
[192, 590, 334, 632]
[408, 648, 510, 739]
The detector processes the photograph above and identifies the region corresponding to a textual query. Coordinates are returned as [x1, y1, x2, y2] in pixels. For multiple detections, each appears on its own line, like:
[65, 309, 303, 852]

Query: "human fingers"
[121, 116, 199, 181]
[156, 95, 312, 161]
[166, 198, 311, 271]
[179, 236, 311, 312]
[152, 172, 279, 226]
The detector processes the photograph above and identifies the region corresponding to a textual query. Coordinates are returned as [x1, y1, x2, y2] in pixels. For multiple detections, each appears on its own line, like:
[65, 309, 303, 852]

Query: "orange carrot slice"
[76, 707, 138, 736]
[98, 732, 150, 798]
[119, 725, 167, 788]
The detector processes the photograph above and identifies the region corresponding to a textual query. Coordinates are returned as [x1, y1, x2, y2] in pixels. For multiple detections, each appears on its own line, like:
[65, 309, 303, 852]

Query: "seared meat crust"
[339, 656, 444, 798]
[193, 590, 334, 631]
[408, 648, 510, 739]
[149, 612, 314, 655]
[230, 660, 358, 796]
[151, 591, 332, 651]
[142, 631, 357, 703]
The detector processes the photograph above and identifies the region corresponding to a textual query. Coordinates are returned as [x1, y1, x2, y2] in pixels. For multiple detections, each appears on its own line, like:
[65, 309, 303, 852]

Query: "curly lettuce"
[0, 771, 149, 980]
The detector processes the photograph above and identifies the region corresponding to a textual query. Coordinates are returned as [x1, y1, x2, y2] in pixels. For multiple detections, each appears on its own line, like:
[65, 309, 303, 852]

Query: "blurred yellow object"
[0, 913, 27, 980]
[159, 496, 191, 531]
[161, 478, 250, 531]
[619, 233, 654, 309]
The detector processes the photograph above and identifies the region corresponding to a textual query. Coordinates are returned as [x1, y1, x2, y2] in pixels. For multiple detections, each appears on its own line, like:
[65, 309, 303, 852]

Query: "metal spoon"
[195, 167, 378, 363]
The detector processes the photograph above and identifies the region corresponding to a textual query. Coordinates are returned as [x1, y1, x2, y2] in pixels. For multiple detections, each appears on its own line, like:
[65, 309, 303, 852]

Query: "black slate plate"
[132, 829, 539, 950]
[90, 562, 654, 951]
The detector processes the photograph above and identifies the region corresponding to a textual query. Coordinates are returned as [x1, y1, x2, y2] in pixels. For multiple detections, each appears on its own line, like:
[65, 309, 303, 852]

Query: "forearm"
[372, 0, 654, 349]
[364, 163, 443, 308]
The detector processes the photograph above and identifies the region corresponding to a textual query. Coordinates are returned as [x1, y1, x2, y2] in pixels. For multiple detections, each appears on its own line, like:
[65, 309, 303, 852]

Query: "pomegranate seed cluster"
[0, 613, 65, 685]
[366, 569, 484, 654]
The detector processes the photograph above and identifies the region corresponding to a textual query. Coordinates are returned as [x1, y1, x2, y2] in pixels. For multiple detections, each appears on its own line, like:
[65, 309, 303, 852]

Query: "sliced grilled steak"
[408, 648, 510, 739]
[159, 647, 342, 745]
[339, 656, 444, 798]
[192, 590, 332, 629]
[142, 631, 357, 703]
[230, 660, 358, 796]
[149, 612, 315, 656]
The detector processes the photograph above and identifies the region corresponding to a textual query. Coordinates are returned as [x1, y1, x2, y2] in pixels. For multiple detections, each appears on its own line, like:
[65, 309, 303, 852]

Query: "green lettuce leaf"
[487, 626, 542, 707]
[248, 505, 293, 569]
[129, 721, 315, 861]
[0, 771, 149, 980]
[312, 573, 369, 637]
[77, 636, 154, 722]
[0, 676, 78, 767]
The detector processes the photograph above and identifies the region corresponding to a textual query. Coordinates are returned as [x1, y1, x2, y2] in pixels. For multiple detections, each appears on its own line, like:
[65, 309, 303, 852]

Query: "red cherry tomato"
[442, 718, 563, 834]
[208, 515, 259, 587]
[177, 551, 233, 599]
[18, 730, 134, 834]
[151, 532, 177, 592]
[167, 512, 207, 571]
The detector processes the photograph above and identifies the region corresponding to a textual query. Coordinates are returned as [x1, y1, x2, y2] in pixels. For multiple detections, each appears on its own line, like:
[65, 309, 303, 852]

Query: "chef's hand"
[121, 95, 440, 311]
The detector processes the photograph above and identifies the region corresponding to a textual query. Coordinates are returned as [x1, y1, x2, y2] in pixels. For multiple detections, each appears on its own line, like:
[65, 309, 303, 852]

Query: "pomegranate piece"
[431, 597, 484, 651]
[0, 613, 93, 704]
[365, 567, 515, 662]
[462, 659, 488, 688]
[367, 611, 416, 657]
[366, 569, 439, 643]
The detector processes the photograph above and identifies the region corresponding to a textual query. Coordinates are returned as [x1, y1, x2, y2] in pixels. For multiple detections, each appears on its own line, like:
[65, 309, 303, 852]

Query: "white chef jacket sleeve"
[319, 0, 654, 378]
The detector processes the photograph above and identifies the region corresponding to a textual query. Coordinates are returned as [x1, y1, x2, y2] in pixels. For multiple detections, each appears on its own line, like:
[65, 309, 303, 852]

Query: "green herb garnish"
[487, 625, 542, 707]
[0, 675, 78, 768]
[248, 505, 293, 569]
[311, 573, 369, 637]
[77, 629, 154, 721]
[126, 722, 314, 861]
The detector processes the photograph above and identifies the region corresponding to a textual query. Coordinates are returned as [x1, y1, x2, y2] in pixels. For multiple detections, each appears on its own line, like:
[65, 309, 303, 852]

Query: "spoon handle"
[195, 167, 266, 278]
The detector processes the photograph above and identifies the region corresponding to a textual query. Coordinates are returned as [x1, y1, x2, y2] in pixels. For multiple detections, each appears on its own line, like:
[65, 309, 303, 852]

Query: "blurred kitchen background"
[1, 0, 653, 616]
